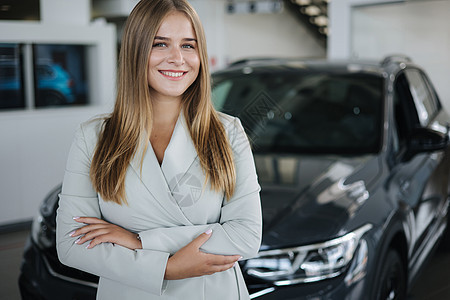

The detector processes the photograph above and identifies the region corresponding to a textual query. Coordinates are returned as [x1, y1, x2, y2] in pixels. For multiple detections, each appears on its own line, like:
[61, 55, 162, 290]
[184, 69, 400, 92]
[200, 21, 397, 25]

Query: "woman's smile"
[159, 70, 188, 80]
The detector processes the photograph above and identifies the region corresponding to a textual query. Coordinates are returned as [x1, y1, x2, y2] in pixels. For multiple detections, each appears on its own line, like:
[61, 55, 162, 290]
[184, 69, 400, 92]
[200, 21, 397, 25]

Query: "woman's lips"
[159, 70, 187, 80]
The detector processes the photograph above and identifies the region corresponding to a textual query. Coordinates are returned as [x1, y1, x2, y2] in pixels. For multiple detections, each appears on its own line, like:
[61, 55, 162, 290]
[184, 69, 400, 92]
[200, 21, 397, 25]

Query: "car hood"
[254, 153, 380, 250]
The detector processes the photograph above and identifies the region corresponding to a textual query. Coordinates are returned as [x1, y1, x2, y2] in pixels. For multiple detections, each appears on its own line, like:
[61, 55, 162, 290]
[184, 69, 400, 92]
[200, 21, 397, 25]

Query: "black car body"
[19, 56, 450, 300]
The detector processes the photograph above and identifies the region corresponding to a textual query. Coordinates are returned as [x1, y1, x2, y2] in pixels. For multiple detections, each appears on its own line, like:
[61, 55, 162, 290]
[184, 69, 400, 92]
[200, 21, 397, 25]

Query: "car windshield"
[212, 70, 384, 154]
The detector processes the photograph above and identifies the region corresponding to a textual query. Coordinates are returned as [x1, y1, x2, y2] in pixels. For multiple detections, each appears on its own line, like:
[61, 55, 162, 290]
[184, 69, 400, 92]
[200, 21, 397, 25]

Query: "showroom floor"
[1, 228, 450, 300]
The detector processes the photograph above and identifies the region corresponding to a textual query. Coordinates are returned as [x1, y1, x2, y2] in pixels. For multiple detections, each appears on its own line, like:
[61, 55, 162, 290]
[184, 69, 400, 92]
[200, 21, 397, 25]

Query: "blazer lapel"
[130, 132, 193, 226]
[161, 112, 199, 190]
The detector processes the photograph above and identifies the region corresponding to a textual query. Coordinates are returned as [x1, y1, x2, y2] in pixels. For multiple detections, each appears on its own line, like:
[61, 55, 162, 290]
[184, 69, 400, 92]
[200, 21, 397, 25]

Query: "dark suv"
[19, 56, 450, 300]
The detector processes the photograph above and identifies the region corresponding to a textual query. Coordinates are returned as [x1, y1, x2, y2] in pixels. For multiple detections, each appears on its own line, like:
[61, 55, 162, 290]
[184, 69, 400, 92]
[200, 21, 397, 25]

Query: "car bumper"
[18, 237, 97, 300]
[247, 274, 368, 300]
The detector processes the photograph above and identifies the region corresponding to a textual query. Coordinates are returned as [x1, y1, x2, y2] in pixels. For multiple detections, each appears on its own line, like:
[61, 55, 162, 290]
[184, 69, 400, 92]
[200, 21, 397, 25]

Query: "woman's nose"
[167, 46, 184, 65]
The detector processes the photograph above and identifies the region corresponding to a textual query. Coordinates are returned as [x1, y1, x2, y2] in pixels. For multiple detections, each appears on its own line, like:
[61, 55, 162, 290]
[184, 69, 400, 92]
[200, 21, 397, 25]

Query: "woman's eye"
[182, 44, 195, 49]
[152, 42, 167, 48]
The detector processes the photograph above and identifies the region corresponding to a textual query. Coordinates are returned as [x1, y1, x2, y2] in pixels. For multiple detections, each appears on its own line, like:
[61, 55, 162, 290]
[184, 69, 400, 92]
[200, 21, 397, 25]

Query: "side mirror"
[405, 127, 449, 160]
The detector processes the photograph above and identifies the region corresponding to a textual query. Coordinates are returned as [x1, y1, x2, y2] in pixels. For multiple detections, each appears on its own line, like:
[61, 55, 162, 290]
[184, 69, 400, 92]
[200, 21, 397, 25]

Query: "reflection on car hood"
[255, 154, 380, 250]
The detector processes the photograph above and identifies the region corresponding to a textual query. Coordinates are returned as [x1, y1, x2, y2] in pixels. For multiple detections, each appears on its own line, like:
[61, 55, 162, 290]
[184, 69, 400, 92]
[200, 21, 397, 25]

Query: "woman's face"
[148, 11, 200, 103]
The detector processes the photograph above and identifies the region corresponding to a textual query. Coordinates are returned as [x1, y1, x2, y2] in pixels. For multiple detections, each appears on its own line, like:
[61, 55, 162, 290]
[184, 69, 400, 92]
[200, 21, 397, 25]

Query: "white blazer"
[56, 112, 262, 300]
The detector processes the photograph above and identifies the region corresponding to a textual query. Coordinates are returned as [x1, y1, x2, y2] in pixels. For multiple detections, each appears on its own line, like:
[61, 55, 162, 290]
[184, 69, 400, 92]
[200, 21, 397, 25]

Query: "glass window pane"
[0, 43, 25, 110]
[33, 44, 89, 108]
[405, 69, 436, 126]
[212, 71, 384, 154]
[422, 73, 441, 112]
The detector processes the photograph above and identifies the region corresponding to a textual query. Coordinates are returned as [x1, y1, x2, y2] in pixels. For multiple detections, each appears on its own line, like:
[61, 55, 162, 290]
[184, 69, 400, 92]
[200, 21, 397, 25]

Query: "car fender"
[366, 210, 408, 299]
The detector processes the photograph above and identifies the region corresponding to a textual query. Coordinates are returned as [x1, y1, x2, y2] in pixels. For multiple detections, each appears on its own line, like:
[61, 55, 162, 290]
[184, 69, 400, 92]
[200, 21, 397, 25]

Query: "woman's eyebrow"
[154, 36, 197, 42]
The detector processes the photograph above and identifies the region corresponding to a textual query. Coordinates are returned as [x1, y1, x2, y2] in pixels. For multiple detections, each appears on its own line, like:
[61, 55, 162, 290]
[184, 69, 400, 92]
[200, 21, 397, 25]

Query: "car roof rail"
[228, 57, 281, 67]
[380, 54, 412, 66]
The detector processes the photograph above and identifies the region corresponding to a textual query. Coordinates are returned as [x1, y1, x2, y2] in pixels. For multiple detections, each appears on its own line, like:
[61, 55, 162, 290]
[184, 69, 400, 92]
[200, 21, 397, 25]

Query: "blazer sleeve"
[56, 123, 170, 296]
[138, 117, 262, 259]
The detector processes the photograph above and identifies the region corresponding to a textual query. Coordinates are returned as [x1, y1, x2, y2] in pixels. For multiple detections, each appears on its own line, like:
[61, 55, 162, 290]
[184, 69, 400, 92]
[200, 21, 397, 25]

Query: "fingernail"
[238, 256, 244, 261]
[86, 242, 91, 249]
[73, 216, 80, 220]
[69, 231, 76, 237]
[75, 238, 81, 244]
[204, 229, 212, 235]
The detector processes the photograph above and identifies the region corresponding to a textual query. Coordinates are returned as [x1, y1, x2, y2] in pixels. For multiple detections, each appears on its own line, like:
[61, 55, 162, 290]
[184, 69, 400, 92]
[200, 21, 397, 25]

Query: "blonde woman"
[55, 0, 262, 299]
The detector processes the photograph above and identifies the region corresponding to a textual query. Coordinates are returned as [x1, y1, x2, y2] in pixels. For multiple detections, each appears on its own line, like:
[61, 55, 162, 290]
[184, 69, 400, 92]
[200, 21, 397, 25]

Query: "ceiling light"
[301, 5, 321, 16]
[310, 15, 328, 26]
[293, 0, 312, 5]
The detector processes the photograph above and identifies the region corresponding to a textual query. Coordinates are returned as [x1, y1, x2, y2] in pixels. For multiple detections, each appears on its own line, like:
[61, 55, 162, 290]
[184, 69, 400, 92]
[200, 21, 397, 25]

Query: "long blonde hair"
[90, 0, 236, 204]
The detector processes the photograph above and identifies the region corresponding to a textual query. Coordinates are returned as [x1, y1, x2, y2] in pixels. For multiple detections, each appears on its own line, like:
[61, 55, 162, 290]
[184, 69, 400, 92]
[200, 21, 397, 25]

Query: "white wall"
[327, 0, 397, 60]
[41, 0, 91, 25]
[190, 0, 326, 71]
[0, 0, 116, 226]
[328, 0, 450, 112]
[351, 0, 450, 112]
[223, 5, 326, 63]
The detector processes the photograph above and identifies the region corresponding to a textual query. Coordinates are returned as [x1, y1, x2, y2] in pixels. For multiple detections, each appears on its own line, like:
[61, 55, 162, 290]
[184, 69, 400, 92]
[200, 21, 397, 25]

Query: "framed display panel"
[33, 44, 89, 108]
[0, 43, 25, 109]
[0, 0, 40, 21]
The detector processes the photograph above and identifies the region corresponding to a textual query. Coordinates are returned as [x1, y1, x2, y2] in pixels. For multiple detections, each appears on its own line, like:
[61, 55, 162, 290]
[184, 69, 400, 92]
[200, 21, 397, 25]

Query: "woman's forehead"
[155, 11, 196, 39]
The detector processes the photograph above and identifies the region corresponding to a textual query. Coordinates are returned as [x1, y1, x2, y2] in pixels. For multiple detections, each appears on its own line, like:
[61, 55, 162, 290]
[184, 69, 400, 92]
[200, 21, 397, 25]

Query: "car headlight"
[30, 185, 60, 249]
[245, 224, 372, 286]
[31, 212, 56, 249]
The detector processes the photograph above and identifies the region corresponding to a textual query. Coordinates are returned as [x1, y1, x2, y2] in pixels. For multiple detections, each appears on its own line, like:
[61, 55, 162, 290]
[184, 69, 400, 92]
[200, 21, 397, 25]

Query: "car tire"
[372, 249, 406, 300]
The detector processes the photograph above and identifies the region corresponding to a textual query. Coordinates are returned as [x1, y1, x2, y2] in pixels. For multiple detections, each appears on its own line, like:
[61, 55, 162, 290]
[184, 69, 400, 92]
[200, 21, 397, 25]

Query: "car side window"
[404, 69, 439, 126]
[392, 73, 420, 154]
[421, 72, 442, 112]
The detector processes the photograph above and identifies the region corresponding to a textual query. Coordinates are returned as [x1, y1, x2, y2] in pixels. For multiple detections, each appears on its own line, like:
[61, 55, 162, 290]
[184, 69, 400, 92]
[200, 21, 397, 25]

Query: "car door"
[391, 69, 449, 274]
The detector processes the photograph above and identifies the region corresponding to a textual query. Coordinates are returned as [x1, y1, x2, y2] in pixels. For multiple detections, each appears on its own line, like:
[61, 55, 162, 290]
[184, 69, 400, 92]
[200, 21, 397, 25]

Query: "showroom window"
[392, 72, 420, 153]
[0, 43, 89, 111]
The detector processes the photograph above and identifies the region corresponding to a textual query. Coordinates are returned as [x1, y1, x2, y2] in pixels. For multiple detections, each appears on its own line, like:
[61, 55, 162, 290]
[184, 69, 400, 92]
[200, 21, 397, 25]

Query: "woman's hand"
[164, 229, 241, 280]
[71, 217, 142, 250]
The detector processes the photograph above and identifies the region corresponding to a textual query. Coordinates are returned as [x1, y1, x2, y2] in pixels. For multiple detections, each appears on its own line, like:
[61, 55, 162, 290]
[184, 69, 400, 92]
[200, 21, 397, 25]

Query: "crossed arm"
[69, 186, 261, 279]
[70, 216, 241, 280]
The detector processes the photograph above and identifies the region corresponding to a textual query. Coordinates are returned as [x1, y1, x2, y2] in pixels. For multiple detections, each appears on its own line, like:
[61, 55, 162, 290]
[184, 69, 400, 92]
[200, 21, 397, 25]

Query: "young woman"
[55, 0, 262, 299]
